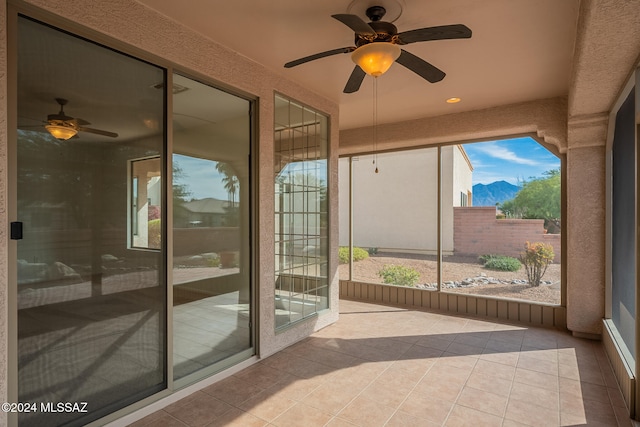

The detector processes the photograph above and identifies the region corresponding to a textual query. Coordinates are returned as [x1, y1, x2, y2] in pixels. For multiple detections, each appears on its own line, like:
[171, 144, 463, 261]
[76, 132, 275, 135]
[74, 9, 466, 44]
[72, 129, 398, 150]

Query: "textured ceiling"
[137, 0, 581, 130]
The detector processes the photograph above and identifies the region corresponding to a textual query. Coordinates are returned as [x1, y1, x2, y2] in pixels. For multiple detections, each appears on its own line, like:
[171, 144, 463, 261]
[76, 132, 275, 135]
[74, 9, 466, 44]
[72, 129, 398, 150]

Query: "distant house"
[177, 197, 238, 228]
[339, 145, 473, 255]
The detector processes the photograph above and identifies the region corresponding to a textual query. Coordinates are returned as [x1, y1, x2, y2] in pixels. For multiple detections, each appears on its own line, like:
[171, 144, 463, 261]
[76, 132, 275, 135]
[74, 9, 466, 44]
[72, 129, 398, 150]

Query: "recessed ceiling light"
[446, 97, 461, 104]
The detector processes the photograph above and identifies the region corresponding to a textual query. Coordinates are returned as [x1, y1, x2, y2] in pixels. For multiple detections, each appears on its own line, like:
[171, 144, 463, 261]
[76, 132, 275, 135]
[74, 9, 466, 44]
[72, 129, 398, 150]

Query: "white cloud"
[474, 142, 540, 166]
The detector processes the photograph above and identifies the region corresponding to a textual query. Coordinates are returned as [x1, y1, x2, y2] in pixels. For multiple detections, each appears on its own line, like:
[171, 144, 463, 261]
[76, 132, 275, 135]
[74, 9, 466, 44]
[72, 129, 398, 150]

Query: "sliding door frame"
[6, 2, 258, 425]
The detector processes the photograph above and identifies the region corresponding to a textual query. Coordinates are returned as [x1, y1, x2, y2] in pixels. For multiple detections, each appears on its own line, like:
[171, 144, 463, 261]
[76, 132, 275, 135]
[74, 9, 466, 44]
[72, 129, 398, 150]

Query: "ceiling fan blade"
[343, 66, 366, 93]
[74, 117, 91, 126]
[396, 50, 446, 83]
[284, 47, 355, 68]
[77, 126, 119, 138]
[331, 14, 376, 36]
[48, 113, 74, 122]
[18, 125, 47, 132]
[397, 24, 472, 45]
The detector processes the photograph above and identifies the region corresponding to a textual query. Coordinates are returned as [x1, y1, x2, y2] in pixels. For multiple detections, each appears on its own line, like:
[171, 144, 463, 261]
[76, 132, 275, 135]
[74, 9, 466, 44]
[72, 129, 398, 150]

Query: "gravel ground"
[338, 253, 561, 305]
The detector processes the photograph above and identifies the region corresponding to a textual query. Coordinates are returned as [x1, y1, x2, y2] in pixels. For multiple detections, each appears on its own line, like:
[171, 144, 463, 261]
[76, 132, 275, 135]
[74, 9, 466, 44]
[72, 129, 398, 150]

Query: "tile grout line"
[383, 318, 487, 426]
[498, 338, 522, 425]
[378, 342, 443, 426]
[441, 321, 511, 426]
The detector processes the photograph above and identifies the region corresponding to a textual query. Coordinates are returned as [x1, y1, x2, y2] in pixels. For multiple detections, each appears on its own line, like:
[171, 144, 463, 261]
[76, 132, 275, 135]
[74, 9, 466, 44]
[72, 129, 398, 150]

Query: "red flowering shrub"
[520, 241, 554, 287]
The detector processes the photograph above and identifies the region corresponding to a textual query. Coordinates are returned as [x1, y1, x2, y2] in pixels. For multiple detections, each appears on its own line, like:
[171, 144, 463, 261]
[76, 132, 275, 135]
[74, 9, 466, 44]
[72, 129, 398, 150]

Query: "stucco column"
[565, 116, 607, 337]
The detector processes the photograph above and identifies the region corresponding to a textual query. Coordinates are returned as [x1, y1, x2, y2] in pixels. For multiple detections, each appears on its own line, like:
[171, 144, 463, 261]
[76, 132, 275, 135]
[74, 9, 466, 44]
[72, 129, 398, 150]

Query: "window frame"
[339, 135, 566, 308]
[274, 92, 330, 331]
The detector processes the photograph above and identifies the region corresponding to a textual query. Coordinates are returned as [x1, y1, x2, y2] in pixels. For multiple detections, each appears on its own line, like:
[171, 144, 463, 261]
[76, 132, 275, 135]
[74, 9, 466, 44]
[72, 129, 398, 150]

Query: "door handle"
[10, 222, 23, 240]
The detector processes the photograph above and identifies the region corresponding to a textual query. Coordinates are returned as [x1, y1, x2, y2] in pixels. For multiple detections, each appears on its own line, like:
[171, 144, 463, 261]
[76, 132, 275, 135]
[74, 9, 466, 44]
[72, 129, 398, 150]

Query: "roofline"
[456, 144, 474, 171]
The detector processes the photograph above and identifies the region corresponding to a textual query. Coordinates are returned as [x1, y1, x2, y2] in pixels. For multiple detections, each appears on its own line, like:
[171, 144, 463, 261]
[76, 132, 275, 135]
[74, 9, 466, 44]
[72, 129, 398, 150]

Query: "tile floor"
[173, 290, 251, 379]
[132, 299, 631, 426]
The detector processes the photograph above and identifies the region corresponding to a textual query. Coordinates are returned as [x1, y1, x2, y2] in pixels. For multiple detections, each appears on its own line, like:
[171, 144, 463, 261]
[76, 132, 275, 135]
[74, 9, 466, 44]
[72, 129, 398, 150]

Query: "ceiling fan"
[41, 98, 119, 140]
[284, 6, 472, 93]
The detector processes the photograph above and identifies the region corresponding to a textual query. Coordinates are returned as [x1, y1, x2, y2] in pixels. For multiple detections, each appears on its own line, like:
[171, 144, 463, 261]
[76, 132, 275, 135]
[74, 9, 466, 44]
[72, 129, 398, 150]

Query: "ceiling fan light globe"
[45, 124, 77, 140]
[351, 42, 401, 77]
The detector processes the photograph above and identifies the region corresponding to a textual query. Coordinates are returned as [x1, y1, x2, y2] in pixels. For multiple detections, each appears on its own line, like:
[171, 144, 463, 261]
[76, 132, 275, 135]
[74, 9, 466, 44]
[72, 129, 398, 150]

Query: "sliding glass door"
[16, 16, 166, 426]
[14, 13, 255, 424]
[172, 74, 253, 381]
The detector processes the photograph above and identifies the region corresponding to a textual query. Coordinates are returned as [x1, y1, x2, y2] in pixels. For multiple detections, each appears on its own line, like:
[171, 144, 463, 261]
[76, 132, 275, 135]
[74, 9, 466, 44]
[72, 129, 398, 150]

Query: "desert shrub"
[478, 254, 499, 265]
[148, 219, 161, 249]
[367, 247, 379, 255]
[378, 265, 420, 287]
[483, 255, 521, 272]
[338, 247, 369, 264]
[520, 241, 555, 287]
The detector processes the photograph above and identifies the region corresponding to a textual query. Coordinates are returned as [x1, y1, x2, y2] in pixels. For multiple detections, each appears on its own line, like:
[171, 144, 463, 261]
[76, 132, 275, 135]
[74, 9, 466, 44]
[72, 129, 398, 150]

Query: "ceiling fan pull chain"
[373, 76, 379, 173]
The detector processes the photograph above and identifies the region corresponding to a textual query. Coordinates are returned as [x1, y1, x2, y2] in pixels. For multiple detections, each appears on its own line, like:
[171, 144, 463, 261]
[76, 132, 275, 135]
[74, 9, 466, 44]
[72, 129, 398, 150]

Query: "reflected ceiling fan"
[40, 98, 119, 140]
[284, 6, 472, 93]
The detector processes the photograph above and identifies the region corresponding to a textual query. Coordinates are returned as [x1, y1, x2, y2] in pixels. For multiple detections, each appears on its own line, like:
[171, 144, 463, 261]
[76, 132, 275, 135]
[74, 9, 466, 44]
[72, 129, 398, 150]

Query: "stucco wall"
[340, 97, 569, 155]
[454, 207, 562, 263]
[566, 144, 606, 336]
[0, 1, 340, 422]
[565, 0, 640, 337]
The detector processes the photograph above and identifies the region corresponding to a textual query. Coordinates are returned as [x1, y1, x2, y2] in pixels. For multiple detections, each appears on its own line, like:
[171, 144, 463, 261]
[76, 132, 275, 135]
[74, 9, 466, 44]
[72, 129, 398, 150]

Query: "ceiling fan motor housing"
[355, 20, 398, 46]
[352, 6, 398, 46]
[365, 6, 387, 21]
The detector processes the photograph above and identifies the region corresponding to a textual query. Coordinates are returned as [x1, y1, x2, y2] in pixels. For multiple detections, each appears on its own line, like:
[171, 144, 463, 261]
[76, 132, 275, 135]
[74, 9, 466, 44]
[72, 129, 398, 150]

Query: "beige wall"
[338, 145, 471, 254]
[0, 0, 340, 423]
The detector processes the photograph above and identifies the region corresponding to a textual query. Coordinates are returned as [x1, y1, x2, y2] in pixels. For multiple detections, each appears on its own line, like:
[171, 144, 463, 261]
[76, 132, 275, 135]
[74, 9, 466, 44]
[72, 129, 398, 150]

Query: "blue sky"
[175, 137, 557, 199]
[173, 154, 229, 200]
[463, 137, 560, 186]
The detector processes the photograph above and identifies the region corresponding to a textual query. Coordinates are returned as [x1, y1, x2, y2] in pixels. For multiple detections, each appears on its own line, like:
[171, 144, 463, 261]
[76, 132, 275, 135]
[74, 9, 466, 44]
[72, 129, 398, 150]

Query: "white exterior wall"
[448, 145, 474, 251]
[440, 146, 455, 253]
[338, 157, 351, 248]
[453, 146, 473, 207]
[338, 146, 472, 254]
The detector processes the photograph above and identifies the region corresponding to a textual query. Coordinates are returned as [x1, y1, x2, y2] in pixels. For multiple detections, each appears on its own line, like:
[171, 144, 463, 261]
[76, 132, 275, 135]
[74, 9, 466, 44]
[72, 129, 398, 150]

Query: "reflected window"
[274, 94, 329, 329]
[130, 156, 161, 249]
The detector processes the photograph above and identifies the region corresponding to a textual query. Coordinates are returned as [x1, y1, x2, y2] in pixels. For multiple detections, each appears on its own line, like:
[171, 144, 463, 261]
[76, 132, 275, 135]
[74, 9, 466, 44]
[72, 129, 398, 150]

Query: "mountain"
[472, 180, 520, 206]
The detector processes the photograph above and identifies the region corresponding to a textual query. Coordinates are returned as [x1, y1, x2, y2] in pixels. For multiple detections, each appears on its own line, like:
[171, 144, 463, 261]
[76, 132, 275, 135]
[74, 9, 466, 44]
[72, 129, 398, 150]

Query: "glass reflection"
[172, 74, 252, 380]
[17, 16, 165, 426]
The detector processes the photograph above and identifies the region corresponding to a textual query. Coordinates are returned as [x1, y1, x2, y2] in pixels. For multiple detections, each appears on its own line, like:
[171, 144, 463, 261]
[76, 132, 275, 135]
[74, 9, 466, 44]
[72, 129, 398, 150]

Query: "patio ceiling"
[137, 0, 581, 130]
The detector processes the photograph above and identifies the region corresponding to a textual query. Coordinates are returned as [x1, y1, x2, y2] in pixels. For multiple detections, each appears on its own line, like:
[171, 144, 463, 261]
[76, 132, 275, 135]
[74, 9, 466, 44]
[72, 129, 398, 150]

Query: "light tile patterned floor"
[132, 299, 631, 426]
